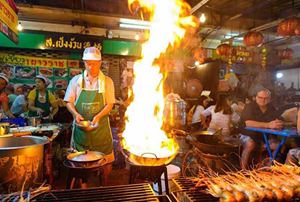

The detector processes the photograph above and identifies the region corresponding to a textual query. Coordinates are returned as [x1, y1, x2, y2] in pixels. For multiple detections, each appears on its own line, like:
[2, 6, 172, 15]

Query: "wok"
[121, 148, 178, 167]
[189, 129, 222, 144]
[66, 150, 106, 168]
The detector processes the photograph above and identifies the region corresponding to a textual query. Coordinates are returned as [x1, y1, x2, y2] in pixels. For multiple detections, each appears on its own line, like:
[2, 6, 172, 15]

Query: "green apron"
[28, 90, 51, 117]
[72, 73, 113, 155]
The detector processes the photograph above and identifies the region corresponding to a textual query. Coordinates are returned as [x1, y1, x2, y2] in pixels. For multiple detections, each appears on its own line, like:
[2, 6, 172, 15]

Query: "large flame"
[122, 0, 198, 165]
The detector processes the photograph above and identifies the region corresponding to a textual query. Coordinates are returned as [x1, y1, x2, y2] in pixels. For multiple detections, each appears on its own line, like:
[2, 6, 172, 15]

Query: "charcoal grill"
[171, 177, 218, 202]
[1, 183, 171, 202]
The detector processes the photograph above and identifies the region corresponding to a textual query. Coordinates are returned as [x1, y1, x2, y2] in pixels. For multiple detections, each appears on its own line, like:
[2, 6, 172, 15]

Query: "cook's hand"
[75, 113, 84, 123]
[36, 108, 44, 115]
[91, 115, 100, 126]
[268, 119, 283, 129]
[46, 114, 54, 120]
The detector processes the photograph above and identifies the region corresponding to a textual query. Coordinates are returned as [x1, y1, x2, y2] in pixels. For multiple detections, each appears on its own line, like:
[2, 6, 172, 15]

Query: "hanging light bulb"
[135, 33, 140, 40]
[199, 13, 206, 23]
[17, 22, 23, 31]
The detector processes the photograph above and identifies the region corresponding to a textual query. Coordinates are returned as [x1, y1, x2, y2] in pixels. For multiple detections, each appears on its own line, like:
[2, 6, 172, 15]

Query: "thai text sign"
[0, 53, 80, 68]
[0, 0, 18, 43]
[44, 34, 102, 51]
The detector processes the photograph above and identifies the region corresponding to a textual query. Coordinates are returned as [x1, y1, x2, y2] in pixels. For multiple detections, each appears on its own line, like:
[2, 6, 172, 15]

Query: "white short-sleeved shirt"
[192, 105, 204, 123]
[11, 94, 26, 115]
[64, 73, 115, 104]
[201, 105, 231, 136]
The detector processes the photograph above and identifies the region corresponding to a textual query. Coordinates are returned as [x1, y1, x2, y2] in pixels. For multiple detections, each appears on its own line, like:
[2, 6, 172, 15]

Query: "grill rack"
[172, 177, 218, 202]
[1, 183, 172, 202]
[172, 177, 300, 202]
[33, 183, 158, 202]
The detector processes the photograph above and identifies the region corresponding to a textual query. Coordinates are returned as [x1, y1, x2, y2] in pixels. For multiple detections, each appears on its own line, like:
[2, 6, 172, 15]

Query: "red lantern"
[278, 48, 294, 60]
[243, 31, 264, 47]
[277, 17, 300, 36]
[216, 44, 232, 56]
[295, 25, 300, 36]
[193, 47, 207, 64]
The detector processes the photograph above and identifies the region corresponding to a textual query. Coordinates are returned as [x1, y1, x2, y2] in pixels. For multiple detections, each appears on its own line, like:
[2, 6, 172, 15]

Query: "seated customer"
[285, 110, 300, 165]
[187, 95, 212, 131]
[240, 88, 283, 169]
[201, 93, 233, 141]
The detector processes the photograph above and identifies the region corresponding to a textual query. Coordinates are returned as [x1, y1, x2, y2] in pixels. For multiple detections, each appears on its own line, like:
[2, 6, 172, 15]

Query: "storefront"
[0, 31, 142, 98]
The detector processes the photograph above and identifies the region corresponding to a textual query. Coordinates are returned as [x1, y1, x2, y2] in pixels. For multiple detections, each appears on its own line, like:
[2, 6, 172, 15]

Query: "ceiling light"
[199, 13, 206, 23]
[195, 61, 200, 66]
[276, 72, 283, 79]
[119, 18, 151, 30]
[120, 23, 150, 30]
[135, 33, 140, 40]
[107, 30, 113, 39]
[17, 22, 23, 31]
[120, 18, 151, 26]
[235, 37, 244, 41]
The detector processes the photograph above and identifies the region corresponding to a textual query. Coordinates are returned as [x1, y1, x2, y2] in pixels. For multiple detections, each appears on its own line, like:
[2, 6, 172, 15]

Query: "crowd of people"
[1, 46, 300, 188]
[0, 73, 72, 123]
[188, 86, 300, 169]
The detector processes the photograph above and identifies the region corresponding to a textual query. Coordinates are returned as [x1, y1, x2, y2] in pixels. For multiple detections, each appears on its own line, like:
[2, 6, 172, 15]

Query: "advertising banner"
[0, 0, 18, 43]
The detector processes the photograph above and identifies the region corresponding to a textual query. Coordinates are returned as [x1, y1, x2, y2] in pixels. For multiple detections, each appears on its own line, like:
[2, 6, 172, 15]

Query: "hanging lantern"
[295, 25, 300, 36]
[243, 31, 264, 47]
[216, 44, 232, 56]
[277, 48, 294, 60]
[261, 47, 267, 70]
[277, 17, 300, 36]
[193, 47, 207, 64]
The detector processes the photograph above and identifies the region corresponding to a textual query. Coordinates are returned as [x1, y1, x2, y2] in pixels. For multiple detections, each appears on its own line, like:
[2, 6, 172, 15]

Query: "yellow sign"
[45, 36, 102, 51]
[0, 0, 18, 34]
[0, 53, 80, 68]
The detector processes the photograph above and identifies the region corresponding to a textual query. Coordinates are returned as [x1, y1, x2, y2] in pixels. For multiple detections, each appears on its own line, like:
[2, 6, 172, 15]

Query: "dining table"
[245, 127, 300, 162]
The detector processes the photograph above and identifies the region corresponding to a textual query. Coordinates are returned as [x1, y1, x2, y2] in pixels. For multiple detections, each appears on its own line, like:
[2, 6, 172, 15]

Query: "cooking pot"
[66, 150, 106, 168]
[163, 97, 186, 129]
[0, 136, 49, 193]
[27, 116, 42, 127]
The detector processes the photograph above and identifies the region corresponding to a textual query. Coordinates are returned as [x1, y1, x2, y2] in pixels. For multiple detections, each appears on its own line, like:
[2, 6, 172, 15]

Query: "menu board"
[0, 53, 83, 91]
[0, 64, 83, 91]
[0, 53, 112, 91]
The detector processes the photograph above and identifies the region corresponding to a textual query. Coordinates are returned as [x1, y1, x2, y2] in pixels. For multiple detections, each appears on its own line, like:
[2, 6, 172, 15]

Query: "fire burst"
[122, 0, 198, 165]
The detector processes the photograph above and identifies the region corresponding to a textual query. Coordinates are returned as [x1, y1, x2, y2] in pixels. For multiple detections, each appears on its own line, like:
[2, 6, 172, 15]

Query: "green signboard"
[0, 32, 141, 57]
[0, 32, 44, 49]
[102, 40, 141, 57]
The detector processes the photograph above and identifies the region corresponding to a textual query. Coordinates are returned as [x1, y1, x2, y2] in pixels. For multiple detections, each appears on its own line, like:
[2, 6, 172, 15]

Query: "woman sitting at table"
[200, 93, 233, 142]
[28, 75, 58, 122]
